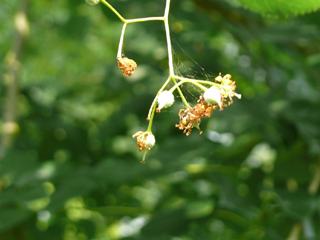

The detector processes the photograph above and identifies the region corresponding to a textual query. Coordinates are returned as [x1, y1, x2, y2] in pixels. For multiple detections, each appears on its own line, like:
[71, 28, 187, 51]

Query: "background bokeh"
[1, 0, 320, 239]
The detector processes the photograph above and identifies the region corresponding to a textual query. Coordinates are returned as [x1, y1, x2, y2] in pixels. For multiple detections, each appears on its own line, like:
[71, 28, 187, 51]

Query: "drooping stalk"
[117, 23, 127, 58]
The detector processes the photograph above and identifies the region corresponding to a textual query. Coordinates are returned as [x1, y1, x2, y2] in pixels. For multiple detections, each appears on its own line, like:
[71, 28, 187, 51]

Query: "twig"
[308, 158, 320, 195]
[286, 158, 320, 239]
[286, 222, 302, 240]
[0, 0, 29, 160]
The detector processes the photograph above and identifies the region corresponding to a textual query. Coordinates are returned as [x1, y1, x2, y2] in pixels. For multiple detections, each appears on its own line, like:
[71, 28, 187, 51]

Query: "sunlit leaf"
[237, 0, 320, 17]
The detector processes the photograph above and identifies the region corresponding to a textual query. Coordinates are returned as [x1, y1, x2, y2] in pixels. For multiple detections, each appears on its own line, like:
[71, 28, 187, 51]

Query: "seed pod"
[117, 57, 137, 77]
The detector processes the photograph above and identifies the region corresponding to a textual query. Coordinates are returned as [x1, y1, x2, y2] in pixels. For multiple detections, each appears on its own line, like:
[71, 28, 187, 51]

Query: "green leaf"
[275, 190, 317, 219]
[140, 208, 190, 237]
[46, 175, 96, 212]
[0, 208, 31, 233]
[186, 200, 215, 218]
[237, 0, 320, 17]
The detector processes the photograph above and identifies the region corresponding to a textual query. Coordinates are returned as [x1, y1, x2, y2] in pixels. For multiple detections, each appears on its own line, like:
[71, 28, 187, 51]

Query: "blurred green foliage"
[237, 0, 320, 17]
[1, 0, 320, 239]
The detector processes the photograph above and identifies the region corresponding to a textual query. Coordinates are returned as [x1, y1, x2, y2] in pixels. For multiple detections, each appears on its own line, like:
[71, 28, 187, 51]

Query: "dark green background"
[1, 0, 320, 239]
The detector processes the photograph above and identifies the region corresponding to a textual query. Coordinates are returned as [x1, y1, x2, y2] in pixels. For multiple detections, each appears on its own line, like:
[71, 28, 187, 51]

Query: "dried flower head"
[175, 96, 217, 136]
[215, 73, 241, 109]
[132, 131, 155, 152]
[117, 57, 137, 76]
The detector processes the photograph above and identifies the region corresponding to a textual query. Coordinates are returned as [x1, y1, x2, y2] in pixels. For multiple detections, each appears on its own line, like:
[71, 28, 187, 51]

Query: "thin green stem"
[164, 0, 171, 18]
[188, 81, 207, 91]
[147, 102, 157, 132]
[163, 1, 174, 76]
[169, 81, 184, 93]
[126, 17, 165, 23]
[141, 150, 148, 164]
[164, 21, 174, 76]
[174, 75, 220, 88]
[1, 0, 28, 160]
[163, 0, 188, 108]
[100, 0, 126, 23]
[117, 23, 127, 58]
[169, 79, 207, 93]
[147, 76, 172, 120]
[172, 78, 189, 108]
[286, 222, 302, 240]
[308, 158, 320, 195]
[101, 1, 165, 24]
[182, 79, 207, 91]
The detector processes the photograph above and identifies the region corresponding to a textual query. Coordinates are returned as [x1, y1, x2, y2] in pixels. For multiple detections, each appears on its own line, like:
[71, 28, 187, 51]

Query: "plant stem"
[141, 150, 148, 164]
[308, 158, 320, 195]
[169, 81, 184, 93]
[0, 0, 29, 160]
[126, 17, 165, 23]
[163, 0, 188, 108]
[164, 0, 171, 19]
[117, 23, 127, 58]
[177, 78, 208, 92]
[169, 78, 207, 93]
[147, 102, 157, 132]
[172, 78, 189, 108]
[164, 6, 174, 75]
[286, 160, 320, 239]
[174, 75, 220, 87]
[100, 0, 126, 23]
[286, 222, 302, 240]
[147, 76, 172, 120]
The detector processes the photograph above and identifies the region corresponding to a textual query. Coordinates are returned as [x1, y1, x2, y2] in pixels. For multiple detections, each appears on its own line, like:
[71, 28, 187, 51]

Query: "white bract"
[157, 91, 175, 110]
[86, 0, 100, 6]
[204, 86, 221, 106]
[145, 134, 156, 149]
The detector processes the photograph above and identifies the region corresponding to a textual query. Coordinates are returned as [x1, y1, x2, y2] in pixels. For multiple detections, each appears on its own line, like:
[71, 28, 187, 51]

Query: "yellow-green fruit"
[85, 0, 100, 6]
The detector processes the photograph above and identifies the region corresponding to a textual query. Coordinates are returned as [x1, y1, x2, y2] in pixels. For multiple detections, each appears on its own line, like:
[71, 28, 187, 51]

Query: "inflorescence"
[87, 0, 241, 163]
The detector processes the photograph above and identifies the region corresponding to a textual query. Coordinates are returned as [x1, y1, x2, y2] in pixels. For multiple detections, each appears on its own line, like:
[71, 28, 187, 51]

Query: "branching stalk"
[172, 78, 189, 108]
[126, 17, 165, 23]
[174, 75, 220, 88]
[100, 0, 240, 163]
